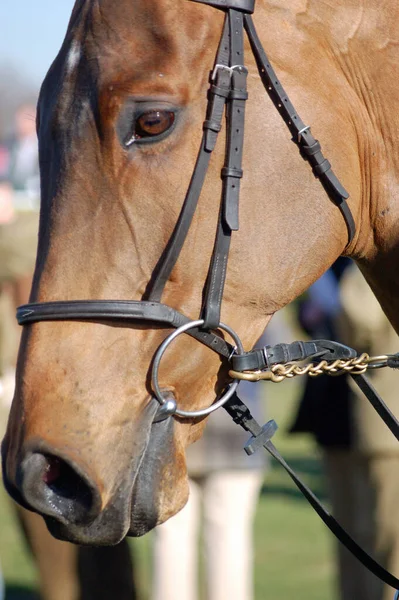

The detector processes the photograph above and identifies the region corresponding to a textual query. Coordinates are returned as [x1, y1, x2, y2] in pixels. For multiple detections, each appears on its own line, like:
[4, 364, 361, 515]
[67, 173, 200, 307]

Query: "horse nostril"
[43, 456, 62, 485]
[20, 451, 101, 527]
[41, 454, 94, 510]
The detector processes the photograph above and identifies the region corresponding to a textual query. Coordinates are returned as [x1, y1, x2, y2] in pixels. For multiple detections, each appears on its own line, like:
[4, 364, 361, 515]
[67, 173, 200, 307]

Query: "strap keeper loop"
[222, 167, 243, 178]
[314, 159, 331, 176]
[210, 84, 231, 99]
[203, 119, 222, 133]
[229, 89, 249, 101]
[301, 140, 321, 156]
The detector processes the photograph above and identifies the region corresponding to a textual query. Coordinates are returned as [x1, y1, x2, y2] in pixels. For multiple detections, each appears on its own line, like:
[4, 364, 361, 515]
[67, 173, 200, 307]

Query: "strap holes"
[235, 147, 239, 152]
[236, 129, 240, 133]
[232, 184, 236, 189]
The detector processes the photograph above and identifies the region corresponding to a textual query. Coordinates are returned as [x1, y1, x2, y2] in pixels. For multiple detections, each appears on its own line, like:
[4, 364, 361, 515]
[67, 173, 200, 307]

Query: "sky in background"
[0, 1, 75, 89]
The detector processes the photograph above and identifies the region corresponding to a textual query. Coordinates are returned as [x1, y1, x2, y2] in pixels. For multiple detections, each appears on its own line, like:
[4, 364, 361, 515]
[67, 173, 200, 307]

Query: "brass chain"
[229, 354, 390, 383]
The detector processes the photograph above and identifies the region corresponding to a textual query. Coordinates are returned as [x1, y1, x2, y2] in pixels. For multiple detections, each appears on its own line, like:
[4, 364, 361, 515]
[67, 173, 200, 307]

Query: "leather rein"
[16, 0, 399, 592]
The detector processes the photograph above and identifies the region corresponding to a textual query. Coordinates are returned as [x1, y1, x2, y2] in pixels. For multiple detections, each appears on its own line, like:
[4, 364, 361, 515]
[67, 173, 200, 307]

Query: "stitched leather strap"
[202, 10, 248, 329]
[232, 339, 357, 371]
[16, 301, 234, 359]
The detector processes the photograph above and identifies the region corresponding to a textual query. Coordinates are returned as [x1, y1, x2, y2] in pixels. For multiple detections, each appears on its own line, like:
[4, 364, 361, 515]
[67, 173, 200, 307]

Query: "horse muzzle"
[1, 396, 184, 545]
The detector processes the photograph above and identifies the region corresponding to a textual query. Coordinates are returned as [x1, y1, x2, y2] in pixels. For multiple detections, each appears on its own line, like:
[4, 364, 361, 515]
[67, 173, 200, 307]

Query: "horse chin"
[128, 410, 189, 537]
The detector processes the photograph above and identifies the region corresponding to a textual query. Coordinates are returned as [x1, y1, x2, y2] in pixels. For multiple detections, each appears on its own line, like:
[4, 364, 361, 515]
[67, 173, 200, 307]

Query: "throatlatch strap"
[224, 393, 399, 591]
[243, 14, 356, 246]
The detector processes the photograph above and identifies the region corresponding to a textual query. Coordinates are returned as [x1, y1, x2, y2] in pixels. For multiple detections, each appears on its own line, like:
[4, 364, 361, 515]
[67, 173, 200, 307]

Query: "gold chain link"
[229, 354, 390, 383]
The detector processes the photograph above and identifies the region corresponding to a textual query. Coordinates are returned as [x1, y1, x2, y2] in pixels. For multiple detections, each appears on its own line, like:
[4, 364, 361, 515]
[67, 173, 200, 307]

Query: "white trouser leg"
[203, 470, 263, 600]
[152, 479, 201, 600]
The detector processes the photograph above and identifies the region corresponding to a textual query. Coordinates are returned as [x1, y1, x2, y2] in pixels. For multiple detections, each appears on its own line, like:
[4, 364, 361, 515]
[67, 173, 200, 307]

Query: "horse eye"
[125, 110, 175, 146]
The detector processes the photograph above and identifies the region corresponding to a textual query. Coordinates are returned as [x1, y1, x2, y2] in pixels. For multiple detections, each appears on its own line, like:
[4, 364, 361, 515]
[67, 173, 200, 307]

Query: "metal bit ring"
[152, 319, 243, 419]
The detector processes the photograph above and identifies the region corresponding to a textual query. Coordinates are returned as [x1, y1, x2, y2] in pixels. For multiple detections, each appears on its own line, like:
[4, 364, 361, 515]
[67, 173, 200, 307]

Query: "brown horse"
[2, 0, 399, 546]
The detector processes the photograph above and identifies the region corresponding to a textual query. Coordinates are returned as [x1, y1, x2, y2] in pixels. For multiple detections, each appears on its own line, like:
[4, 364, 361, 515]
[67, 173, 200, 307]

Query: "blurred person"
[0, 103, 40, 395]
[291, 259, 353, 450]
[152, 313, 292, 600]
[333, 264, 399, 600]
[291, 262, 399, 600]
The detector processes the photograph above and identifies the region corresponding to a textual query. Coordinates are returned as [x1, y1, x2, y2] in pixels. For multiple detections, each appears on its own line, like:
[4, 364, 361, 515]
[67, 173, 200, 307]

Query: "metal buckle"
[211, 64, 246, 81]
[152, 319, 244, 419]
[297, 125, 311, 142]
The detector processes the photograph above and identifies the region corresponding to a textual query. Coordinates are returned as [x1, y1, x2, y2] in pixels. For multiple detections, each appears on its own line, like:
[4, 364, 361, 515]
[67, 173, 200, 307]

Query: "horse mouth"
[2, 396, 183, 545]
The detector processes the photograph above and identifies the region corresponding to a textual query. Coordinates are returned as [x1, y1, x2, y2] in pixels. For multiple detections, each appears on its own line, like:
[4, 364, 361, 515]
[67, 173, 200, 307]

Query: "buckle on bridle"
[297, 125, 311, 142]
[211, 64, 246, 81]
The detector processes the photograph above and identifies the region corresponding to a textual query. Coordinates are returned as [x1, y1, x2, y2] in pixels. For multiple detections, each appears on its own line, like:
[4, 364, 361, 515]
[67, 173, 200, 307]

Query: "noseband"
[17, 0, 355, 418]
[15, 1, 399, 592]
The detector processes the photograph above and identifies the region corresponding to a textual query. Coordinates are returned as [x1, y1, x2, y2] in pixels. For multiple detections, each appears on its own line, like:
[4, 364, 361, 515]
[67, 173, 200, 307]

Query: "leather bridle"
[17, 0, 355, 416]
[15, 0, 399, 592]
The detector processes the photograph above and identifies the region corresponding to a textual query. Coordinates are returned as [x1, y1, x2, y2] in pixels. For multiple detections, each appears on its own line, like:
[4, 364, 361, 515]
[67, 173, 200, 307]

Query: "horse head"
[4, 0, 398, 545]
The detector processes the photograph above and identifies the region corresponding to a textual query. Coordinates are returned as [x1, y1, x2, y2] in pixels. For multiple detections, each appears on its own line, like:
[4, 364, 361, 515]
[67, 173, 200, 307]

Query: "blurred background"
[1, 3, 398, 600]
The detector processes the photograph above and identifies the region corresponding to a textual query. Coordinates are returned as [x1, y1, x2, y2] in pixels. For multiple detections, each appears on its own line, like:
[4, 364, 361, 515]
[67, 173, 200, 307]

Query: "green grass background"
[0, 377, 339, 599]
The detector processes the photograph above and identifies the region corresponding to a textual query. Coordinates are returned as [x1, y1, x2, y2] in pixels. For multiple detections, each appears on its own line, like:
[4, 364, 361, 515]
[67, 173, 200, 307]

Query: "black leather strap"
[224, 393, 399, 591]
[191, 0, 255, 12]
[17, 301, 234, 359]
[202, 10, 248, 329]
